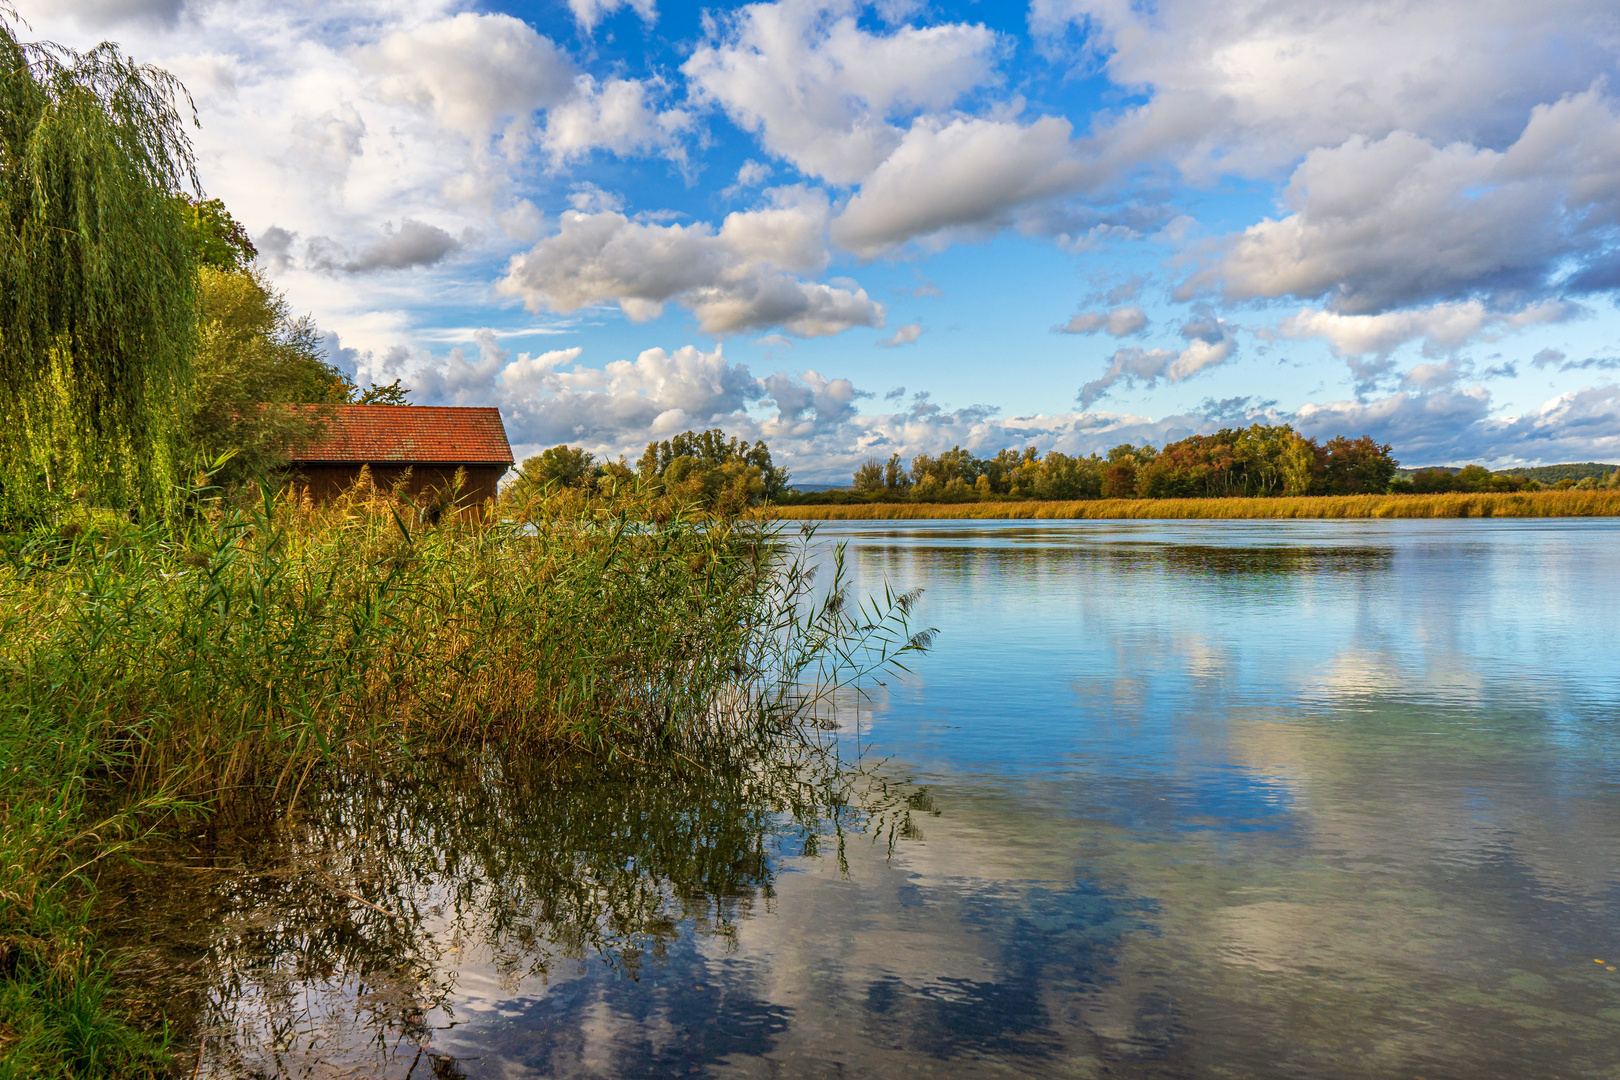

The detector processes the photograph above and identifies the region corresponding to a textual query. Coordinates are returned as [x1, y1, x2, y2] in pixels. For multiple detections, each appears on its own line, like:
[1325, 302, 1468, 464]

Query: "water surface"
[115, 519, 1620, 1078]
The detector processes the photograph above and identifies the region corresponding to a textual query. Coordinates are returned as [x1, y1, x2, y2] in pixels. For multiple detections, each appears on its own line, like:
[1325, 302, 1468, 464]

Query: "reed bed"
[0, 473, 926, 1078]
[768, 489, 1620, 521]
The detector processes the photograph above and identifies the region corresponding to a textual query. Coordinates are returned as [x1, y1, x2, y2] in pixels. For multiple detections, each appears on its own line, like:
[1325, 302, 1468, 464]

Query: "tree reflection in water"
[101, 740, 922, 1078]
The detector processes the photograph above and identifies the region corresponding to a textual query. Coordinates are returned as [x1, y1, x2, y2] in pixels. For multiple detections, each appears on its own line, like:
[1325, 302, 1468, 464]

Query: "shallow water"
[115, 519, 1620, 1078]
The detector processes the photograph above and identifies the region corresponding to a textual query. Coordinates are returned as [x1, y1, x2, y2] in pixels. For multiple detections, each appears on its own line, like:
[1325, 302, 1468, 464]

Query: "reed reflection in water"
[110, 518, 1620, 1078]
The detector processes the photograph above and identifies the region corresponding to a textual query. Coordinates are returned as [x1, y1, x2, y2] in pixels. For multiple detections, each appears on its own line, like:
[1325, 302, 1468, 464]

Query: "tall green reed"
[0, 467, 930, 1076]
[4, 469, 927, 795]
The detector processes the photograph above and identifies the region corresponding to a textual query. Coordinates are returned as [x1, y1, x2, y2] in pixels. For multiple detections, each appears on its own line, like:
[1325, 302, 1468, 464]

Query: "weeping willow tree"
[0, 13, 199, 518]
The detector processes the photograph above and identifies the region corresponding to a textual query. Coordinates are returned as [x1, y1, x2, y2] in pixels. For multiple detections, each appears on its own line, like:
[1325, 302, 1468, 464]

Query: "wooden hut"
[286, 405, 514, 504]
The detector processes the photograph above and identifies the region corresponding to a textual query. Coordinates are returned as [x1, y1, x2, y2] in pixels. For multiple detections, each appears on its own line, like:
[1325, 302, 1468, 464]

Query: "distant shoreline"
[767, 490, 1620, 521]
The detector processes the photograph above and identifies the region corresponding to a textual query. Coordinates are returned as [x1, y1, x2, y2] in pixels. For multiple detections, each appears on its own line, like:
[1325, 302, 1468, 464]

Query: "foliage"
[0, 16, 199, 519]
[182, 196, 256, 271]
[0, 473, 929, 1076]
[1, 480, 922, 785]
[803, 424, 1401, 506]
[503, 443, 628, 504]
[354, 378, 410, 405]
[187, 267, 351, 485]
[852, 453, 913, 497]
[1397, 464, 1533, 495]
[637, 429, 790, 509]
[1492, 461, 1620, 484]
[1391, 463, 1620, 494]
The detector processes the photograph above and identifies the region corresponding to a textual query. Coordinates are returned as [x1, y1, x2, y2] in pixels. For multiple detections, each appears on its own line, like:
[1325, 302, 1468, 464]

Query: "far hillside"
[1499, 463, 1620, 483]
[1398, 462, 1620, 485]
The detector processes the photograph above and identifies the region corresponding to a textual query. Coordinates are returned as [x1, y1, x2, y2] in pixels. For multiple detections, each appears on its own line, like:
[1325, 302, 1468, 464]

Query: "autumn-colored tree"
[1135, 434, 1239, 498]
[795, 423, 1403, 506]
[1319, 435, 1398, 494]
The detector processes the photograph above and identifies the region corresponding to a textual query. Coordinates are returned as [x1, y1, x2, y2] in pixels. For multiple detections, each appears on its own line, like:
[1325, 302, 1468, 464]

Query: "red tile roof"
[289, 405, 514, 465]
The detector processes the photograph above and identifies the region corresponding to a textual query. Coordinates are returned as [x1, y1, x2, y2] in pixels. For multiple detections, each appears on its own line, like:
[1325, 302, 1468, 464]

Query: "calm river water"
[119, 519, 1620, 1079]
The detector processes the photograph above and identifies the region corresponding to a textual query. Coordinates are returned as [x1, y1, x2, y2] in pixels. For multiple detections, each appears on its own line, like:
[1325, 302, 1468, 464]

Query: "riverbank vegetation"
[1404, 463, 1620, 493]
[769, 489, 1620, 521]
[0, 474, 928, 1077]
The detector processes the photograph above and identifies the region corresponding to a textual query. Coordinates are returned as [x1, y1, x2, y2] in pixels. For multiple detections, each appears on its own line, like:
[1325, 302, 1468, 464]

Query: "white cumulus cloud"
[496, 188, 884, 337]
[1296, 383, 1620, 466]
[1183, 87, 1620, 313]
[831, 116, 1092, 256]
[361, 13, 575, 144]
[683, 0, 1003, 185]
[1033, 0, 1620, 184]
[1078, 312, 1238, 407]
[542, 76, 692, 166]
[1273, 299, 1580, 359]
[568, 0, 657, 35]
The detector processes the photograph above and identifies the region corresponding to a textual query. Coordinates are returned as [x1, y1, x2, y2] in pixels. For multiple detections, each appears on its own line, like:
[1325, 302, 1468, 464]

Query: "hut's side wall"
[290, 464, 506, 506]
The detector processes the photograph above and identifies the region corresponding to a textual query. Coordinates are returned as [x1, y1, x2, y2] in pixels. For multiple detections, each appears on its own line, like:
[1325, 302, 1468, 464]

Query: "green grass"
[767, 489, 1620, 520]
[0, 473, 928, 1077]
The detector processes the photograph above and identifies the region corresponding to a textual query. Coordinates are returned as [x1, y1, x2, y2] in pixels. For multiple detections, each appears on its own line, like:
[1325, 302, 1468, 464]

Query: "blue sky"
[22, 0, 1620, 479]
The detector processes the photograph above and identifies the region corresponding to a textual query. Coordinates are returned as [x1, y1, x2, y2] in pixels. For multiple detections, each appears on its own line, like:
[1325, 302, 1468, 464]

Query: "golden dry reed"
[768, 489, 1620, 521]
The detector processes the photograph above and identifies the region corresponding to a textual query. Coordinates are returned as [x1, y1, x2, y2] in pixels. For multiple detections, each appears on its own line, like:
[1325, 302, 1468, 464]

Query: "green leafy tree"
[1407, 464, 1529, 494]
[909, 446, 978, 490]
[356, 378, 411, 405]
[1232, 424, 1300, 495]
[187, 266, 351, 484]
[0, 17, 201, 517]
[638, 429, 789, 506]
[1032, 451, 1104, 500]
[1278, 430, 1322, 496]
[506, 444, 599, 502]
[881, 452, 912, 494]
[185, 195, 257, 271]
[851, 453, 912, 499]
[852, 457, 884, 494]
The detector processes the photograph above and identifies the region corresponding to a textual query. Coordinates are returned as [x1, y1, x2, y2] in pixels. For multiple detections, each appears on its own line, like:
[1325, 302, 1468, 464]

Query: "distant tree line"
[814, 425, 1401, 504]
[1493, 462, 1620, 484]
[1403, 464, 1620, 493]
[505, 429, 788, 514]
[510, 424, 1620, 510]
